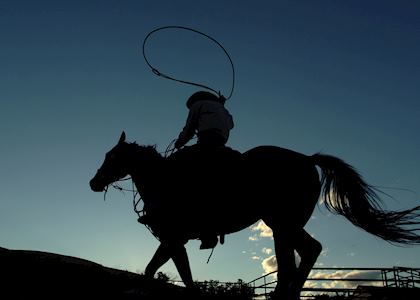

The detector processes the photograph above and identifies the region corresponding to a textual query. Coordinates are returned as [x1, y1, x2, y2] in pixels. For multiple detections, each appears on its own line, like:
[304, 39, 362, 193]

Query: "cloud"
[248, 236, 258, 241]
[262, 247, 273, 255]
[250, 220, 273, 239]
[252, 256, 261, 260]
[257, 258, 383, 296]
[253, 268, 382, 292]
[308, 270, 382, 289]
[261, 255, 277, 274]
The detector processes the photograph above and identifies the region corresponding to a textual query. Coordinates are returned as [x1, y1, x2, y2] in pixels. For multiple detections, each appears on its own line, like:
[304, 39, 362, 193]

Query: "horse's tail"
[312, 153, 420, 245]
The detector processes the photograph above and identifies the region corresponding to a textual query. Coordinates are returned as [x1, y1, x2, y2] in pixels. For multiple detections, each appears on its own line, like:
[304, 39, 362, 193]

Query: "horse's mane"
[127, 142, 164, 160]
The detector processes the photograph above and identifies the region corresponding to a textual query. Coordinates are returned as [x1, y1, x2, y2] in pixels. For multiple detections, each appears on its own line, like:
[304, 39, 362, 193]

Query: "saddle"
[168, 144, 241, 169]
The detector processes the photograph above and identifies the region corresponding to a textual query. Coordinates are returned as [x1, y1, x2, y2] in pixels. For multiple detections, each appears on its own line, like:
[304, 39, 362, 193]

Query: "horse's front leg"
[145, 241, 193, 289]
[170, 242, 193, 288]
[144, 242, 171, 279]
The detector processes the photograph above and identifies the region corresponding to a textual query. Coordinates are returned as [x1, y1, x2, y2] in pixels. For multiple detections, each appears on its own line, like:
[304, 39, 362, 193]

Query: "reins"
[163, 138, 178, 157]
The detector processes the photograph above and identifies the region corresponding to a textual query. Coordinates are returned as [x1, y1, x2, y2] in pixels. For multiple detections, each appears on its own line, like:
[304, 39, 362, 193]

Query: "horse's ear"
[118, 131, 126, 144]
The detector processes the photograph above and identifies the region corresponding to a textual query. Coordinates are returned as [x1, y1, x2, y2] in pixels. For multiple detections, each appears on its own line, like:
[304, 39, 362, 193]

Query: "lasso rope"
[142, 25, 235, 100]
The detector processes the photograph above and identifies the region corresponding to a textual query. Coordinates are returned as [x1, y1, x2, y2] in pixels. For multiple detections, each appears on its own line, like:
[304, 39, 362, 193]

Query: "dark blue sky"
[1, 0, 419, 283]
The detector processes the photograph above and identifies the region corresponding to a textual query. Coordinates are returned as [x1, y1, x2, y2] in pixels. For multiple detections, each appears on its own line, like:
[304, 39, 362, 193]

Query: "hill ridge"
[0, 246, 185, 299]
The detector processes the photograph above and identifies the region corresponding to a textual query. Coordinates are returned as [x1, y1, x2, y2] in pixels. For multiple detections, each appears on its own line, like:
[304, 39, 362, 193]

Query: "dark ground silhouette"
[0, 246, 253, 299]
[0, 246, 170, 299]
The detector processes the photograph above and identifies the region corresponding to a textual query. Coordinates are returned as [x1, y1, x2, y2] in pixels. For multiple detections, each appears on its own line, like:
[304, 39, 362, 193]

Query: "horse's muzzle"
[89, 177, 105, 192]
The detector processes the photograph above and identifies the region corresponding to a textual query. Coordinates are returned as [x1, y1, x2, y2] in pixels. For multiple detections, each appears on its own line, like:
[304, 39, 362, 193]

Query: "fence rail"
[247, 266, 420, 299]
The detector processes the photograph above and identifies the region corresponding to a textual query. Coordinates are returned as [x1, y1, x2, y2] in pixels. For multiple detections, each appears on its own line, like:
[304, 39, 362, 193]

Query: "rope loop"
[142, 25, 235, 100]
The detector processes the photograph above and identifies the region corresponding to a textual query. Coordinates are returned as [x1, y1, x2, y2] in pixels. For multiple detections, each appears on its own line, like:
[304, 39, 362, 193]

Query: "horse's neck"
[128, 149, 163, 198]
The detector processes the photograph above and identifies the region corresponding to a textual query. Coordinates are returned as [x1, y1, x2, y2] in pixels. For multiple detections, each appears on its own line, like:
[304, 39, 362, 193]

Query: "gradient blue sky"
[1, 0, 419, 284]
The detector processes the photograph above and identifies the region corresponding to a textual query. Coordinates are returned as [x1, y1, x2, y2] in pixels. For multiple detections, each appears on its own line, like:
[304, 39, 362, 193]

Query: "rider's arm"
[175, 103, 200, 148]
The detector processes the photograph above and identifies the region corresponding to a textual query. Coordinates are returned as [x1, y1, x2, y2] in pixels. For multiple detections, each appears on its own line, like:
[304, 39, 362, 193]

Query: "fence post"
[264, 275, 267, 299]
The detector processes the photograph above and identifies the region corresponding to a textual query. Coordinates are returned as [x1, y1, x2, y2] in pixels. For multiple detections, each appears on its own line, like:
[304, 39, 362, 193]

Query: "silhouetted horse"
[89, 132, 420, 300]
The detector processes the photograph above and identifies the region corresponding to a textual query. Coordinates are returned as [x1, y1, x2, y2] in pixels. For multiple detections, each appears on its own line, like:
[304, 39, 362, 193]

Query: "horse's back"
[242, 146, 317, 182]
[243, 145, 310, 162]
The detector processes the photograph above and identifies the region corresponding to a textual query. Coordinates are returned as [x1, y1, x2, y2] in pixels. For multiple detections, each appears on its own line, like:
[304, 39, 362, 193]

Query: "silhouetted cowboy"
[175, 91, 234, 250]
[138, 91, 235, 250]
[175, 91, 234, 150]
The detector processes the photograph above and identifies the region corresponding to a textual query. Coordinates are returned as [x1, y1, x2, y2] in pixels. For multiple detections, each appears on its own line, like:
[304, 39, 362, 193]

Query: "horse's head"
[89, 131, 132, 192]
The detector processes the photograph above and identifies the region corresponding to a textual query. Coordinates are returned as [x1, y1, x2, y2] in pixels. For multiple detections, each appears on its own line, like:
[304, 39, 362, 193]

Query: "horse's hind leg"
[294, 229, 322, 293]
[269, 228, 299, 300]
[268, 226, 321, 300]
